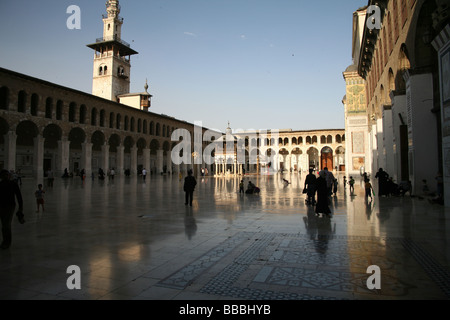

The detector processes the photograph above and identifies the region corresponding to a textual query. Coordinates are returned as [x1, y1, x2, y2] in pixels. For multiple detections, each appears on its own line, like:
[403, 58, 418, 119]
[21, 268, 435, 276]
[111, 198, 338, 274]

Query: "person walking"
[35, 184, 45, 213]
[142, 168, 147, 181]
[184, 170, 197, 206]
[0, 169, 24, 249]
[349, 176, 355, 194]
[315, 170, 331, 217]
[364, 178, 373, 201]
[304, 169, 317, 205]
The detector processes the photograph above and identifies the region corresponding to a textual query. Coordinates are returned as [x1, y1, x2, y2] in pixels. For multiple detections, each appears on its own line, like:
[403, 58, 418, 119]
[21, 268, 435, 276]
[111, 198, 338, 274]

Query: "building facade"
[344, 0, 449, 205]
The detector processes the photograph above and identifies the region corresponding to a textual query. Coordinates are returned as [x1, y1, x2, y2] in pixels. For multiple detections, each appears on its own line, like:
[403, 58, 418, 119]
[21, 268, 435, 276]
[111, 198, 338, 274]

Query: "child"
[364, 179, 373, 200]
[35, 184, 45, 212]
[239, 180, 244, 194]
[348, 176, 355, 194]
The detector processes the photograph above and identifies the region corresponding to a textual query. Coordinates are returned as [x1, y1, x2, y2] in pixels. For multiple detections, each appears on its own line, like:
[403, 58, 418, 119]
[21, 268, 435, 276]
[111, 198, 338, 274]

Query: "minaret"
[87, 0, 138, 102]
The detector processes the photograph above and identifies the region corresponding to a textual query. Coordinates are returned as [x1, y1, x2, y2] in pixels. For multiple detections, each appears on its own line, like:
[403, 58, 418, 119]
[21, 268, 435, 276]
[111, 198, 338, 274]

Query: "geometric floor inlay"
[157, 231, 449, 300]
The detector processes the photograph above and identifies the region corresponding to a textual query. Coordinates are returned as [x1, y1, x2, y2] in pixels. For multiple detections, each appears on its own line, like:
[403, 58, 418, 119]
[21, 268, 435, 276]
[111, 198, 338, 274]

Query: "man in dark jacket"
[0, 169, 24, 249]
[184, 170, 197, 206]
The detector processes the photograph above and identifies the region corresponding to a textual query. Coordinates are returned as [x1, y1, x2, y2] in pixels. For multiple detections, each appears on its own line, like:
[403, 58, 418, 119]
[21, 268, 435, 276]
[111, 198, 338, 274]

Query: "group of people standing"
[304, 167, 336, 217]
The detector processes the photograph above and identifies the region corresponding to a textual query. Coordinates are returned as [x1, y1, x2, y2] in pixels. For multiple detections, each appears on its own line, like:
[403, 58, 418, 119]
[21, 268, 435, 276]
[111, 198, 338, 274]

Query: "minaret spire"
[106, 0, 121, 19]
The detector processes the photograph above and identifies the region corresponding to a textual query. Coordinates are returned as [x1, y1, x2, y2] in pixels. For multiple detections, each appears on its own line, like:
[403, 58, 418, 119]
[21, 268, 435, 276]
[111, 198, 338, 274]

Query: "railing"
[96, 35, 130, 48]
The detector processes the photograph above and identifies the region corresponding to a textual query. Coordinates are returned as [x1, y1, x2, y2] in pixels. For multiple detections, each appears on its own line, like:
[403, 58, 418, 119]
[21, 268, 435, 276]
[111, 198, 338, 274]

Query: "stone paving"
[0, 172, 449, 300]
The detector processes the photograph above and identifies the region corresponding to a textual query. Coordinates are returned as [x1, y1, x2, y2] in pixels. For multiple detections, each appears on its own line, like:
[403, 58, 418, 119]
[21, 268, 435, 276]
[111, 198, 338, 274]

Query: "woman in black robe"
[315, 171, 331, 217]
[375, 168, 389, 196]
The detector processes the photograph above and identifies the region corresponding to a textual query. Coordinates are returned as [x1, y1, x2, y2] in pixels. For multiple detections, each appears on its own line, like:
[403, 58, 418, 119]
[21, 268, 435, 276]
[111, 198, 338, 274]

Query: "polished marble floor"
[0, 172, 449, 300]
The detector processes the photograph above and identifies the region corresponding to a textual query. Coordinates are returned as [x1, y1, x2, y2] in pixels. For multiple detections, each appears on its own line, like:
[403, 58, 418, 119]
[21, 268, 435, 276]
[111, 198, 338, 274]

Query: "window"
[56, 100, 63, 120]
[0, 86, 9, 110]
[45, 98, 53, 119]
[18, 90, 26, 113]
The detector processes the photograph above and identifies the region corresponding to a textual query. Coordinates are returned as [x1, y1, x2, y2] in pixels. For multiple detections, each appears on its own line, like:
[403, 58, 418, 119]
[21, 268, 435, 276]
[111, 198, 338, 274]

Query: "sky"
[0, 0, 367, 133]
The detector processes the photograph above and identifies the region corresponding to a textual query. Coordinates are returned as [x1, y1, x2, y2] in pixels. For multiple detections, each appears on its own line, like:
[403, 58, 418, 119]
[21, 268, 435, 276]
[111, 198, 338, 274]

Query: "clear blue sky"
[0, 0, 367, 133]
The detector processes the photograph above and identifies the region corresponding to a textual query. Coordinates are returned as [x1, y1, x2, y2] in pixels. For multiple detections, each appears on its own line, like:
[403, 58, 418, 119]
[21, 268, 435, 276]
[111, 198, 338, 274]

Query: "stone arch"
[136, 138, 147, 156]
[123, 136, 134, 153]
[307, 146, 319, 170]
[109, 134, 121, 153]
[320, 146, 333, 170]
[68, 127, 86, 150]
[150, 139, 159, 155]
[163, 141, 170, 155]
[43, 124, 62, 149]
[16, 120, 39, 146]
[91, 131, 105, 151]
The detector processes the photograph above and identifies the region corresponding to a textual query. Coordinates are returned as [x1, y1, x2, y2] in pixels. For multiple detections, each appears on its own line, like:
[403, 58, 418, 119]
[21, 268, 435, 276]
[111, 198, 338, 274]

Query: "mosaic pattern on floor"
[157, 231, 450, 300]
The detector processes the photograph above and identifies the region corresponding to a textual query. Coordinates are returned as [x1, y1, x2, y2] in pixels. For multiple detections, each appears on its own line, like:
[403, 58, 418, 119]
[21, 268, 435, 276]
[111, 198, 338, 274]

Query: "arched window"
[150, 121, 154, 135]
[156, 123, 160, 136]
[56, 100, 63, 120]
[30, 94, 39, 116]
[104, 66, 108, 75]
[18, 90, 27, 113]
[312, 136, 317, 144]
[130, 117, 135, 132]
[109, 112, 114, 128]
[306, 136, 312, 145]
[99, 66, 103, 76]
[79, 105, 87, 124]
[327, 135, 332, 144]
[100, 110, 105, 127]
[45, 97, 53, 119]
[124, 116, 129, 131]
[143, 120, 147, 134]
[69, 102, 76, 122]
[91, 108, 97, 126]
[162, 125, 166, 137]
[137, 119, 142, 133]
[320, 135, 326, 144]
[116, 114, 121, 130]
[0, 86, 9, 110]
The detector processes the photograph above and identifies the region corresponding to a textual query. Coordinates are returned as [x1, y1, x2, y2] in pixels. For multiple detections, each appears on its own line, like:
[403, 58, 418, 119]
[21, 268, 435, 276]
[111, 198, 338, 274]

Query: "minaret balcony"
[96, 35, 130, 48]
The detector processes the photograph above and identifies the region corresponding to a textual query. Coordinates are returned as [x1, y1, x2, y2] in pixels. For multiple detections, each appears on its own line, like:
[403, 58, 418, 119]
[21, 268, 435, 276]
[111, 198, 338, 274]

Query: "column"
[117, 145, 124, 176]
[143, 148, 151, 174]
[130, 146, 138, 176]
[156, 149, 164, 174]
[57, 137, 70, 177]
[81, 141, 93, 177]
[101, 143, 109, 172]
[4, 131, 17, 171]
[33, 135, 45, 181]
